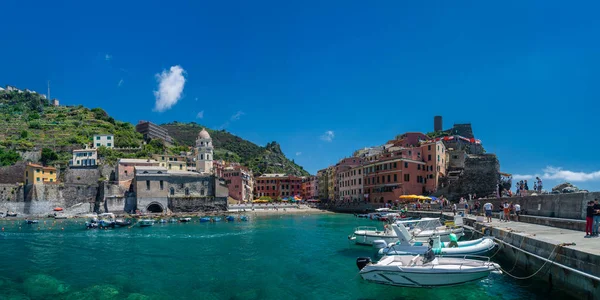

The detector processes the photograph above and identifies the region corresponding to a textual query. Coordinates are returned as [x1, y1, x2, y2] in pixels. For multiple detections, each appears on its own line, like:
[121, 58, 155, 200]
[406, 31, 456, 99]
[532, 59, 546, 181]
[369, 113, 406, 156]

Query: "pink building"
[302, 176, 318, 200]
[334, 157, 363, 201]
[223, 165, 254, 202]
[420, 140, 448, 193]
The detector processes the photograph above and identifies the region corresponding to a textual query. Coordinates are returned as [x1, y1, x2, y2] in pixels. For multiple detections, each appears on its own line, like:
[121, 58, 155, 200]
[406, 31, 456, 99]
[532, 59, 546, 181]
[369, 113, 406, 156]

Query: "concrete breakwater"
[405, 211, 600, 299]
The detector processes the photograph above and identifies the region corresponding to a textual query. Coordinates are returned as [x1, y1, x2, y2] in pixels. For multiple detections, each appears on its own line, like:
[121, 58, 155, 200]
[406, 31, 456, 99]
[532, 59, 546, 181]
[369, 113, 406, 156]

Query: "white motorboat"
[349, 226, 397, 246]
[375, 224, 497, 256]
[356, 254, 501, 288]
[410, 217, 465, 242]
[350, 216, 464, 245]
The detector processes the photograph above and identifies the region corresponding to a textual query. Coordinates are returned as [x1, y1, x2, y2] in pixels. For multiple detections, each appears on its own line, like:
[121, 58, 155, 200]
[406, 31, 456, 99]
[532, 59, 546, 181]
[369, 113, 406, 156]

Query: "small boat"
[168, 218, 178, 223]
[225, 216, 235, 222]
[25, 220, 39, 224]
[239, 215, 249, 221]
[375, 224, 497, 256]
[54, 215, 68, 219]
[356, 254, 501, 288]
[85, 218, 98, 229]
[179, 217, 192, 223]
[356, 214, 369, 218]
[98, 219, 116, 228]
[199, 217, 211, 223]
[213, 217, 222, 222]
[159, 219, 167, 224]
[349, 226, 397, 246]
[139, 219, 154, 227]
[115, 219, 132, 227]
[6, 212, 17, 217]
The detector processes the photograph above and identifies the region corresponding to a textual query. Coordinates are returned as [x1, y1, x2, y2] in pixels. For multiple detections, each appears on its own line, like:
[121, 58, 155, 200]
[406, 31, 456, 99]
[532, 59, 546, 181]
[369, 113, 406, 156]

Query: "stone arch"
[147, 202, 164, 213]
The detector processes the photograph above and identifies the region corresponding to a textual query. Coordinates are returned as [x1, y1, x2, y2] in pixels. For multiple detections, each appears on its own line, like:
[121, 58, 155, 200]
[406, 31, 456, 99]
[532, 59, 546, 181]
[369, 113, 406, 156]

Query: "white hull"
[352, 230, 397, 245]
[359, 256, 500, 288]
[413, 227, 465, 242]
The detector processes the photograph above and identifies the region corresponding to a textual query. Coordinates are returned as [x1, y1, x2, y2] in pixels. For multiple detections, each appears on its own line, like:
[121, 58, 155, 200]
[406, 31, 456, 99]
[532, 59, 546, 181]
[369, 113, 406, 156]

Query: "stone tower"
[196, 128, 214, 174]
[434, 116, 442, 132]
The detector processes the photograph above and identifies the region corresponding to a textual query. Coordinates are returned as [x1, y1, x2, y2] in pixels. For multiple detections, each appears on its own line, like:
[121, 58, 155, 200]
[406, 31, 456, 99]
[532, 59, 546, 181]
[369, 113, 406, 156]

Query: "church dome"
[198, 128, 211, 139]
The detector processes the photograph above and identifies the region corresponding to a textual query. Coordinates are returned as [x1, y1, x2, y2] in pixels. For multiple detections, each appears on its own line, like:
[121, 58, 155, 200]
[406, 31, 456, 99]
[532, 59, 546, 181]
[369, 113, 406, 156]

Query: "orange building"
[24, 163, 58, 185]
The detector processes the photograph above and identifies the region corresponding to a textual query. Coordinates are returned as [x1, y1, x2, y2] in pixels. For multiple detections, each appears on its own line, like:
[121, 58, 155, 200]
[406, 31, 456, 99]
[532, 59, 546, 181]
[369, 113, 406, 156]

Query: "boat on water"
[168, 218, 178, 223]
[159, 219, 167, 224]
[199, 217, 211, 223]
[225, 216, 235, 222]
[6, 212, 17, 217]
[356, 253, 501, 288]
[239, 215, 249, 221]
[115, 219, 132, 227]
[139, 219, 155, 227]
[349, 216, 465, 245]
[213, 217, 222, 222]
[25, 219, 39, 224]
[179, 217, 192, 223]
[97, 213, 116, 229]
[54, 215, 68, 219]
[374, 224, 497, 256]
[85, 218, 99, 229]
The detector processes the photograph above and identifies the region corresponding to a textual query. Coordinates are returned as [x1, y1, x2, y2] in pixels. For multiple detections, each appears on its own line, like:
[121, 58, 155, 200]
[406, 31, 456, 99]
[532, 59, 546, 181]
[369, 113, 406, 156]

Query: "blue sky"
[1, 1, 598, 191]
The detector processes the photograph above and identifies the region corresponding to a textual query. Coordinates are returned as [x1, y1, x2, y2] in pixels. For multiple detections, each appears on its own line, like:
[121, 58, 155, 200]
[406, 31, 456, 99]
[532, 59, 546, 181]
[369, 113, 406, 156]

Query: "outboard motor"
[356, 257, 372, 270]
[423, 247, 435, 264]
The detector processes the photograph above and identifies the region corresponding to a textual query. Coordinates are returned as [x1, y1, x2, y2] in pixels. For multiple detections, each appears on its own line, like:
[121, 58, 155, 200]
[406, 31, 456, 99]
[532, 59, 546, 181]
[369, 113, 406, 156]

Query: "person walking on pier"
[586, 201, 595, 238]
[484, 202, 493, 223]
[593, 199, 600, 237]
[514, 203, 521, 222]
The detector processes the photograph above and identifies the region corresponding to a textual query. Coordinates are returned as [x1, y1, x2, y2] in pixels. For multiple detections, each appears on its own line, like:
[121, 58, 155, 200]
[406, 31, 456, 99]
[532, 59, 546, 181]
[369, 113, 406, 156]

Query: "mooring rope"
[496, 243, 562, 280]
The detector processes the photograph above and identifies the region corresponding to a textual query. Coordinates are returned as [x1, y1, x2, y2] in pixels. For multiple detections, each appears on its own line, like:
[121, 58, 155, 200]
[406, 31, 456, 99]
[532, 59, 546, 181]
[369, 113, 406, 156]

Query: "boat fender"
[356, 257, 371, 270]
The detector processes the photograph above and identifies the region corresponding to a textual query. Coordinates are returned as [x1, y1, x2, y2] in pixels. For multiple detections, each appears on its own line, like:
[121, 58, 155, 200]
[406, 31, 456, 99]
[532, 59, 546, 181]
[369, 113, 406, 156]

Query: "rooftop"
[258, 173, 287, 178]
[73, 148, 97, 153]
[134, 166, 167, 171]
[26, 163, 56, 170]
[168, 170, 205, 177]
[118, 158, 158, 164]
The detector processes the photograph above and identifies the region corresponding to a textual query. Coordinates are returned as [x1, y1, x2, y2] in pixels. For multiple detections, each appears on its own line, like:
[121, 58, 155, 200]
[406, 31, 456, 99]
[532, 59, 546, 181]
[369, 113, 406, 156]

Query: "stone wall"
[468, 192, 600, 220]
[0, 162, 26, 184]
[169, 196, 227, 212]
[63, 167, 101, 185]
[446, 154, 499, 200]
[18, 150, 41, 162]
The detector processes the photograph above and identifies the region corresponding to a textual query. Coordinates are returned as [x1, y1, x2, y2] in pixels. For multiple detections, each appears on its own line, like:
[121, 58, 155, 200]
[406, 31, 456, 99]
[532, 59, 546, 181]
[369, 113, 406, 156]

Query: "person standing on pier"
[586, 201, 595, 238]
[514, 203, 521, 222]
[536, 177, 543, 193]
[593, 199, 600, 237]
[484, 202, 493, 223]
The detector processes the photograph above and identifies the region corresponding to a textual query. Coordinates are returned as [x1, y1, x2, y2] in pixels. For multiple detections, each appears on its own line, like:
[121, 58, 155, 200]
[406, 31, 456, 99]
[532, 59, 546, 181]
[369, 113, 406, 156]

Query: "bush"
[0, 148, 20, 166]
[28, 121, 41, 129]
[20, 130, 28, 139]
[41, 148, 58, 165]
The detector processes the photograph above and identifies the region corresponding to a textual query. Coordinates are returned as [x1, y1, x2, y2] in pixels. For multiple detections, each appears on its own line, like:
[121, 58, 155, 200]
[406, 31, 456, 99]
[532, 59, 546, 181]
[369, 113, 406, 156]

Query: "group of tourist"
[585, 199, 600, 238]
[480, 201, 521, 223]
[515, 177, 543, 196]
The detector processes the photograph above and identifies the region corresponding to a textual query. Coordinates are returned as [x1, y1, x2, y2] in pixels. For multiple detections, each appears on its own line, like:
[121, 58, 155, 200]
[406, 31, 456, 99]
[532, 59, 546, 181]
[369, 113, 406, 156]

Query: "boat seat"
[409, 255, 420, 266]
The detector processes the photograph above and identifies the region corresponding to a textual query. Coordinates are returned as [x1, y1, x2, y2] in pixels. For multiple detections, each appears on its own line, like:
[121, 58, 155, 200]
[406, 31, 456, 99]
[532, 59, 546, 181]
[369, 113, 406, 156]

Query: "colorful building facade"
[223, 165, 254, 203]
[24, 163, 58, 185]
[152, 154, 188, 171]
[302, 176, 318, 200]
[254, 173, 303, 200]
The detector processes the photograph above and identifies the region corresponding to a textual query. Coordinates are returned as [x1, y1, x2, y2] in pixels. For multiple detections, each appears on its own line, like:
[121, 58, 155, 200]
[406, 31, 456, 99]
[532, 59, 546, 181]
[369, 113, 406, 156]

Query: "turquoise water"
[0, 214, 576, 300]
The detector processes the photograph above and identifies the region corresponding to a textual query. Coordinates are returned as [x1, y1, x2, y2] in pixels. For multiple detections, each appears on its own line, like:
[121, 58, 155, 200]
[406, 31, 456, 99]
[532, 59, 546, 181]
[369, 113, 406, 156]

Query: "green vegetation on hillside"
[162, 122, 310, 176]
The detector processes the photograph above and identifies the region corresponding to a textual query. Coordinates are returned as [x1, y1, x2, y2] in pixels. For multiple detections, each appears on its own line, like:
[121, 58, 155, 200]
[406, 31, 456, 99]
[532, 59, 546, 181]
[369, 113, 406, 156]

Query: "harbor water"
[0, 214, 577, 299]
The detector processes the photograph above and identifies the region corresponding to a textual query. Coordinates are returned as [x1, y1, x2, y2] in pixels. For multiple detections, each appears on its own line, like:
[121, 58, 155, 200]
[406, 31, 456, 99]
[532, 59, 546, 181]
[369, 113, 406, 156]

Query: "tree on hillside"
[0, 148, 20, 166]
[41, 148, 58, 165]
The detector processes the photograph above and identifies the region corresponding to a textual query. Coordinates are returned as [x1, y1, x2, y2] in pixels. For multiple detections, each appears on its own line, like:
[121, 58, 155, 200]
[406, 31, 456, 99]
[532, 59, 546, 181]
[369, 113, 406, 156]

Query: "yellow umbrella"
[399, 195, 413, 199]
[418, 196, 431, 200]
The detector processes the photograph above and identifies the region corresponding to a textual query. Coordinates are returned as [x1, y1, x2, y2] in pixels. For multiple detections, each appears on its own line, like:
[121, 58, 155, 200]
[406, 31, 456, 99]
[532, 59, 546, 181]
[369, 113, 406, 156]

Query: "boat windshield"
[413, 219, 443, 230]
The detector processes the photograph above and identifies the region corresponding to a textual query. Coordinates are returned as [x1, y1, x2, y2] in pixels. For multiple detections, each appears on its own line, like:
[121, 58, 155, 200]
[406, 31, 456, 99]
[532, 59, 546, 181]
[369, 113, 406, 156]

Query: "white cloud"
[153, 65, 186, 112]
[512, 166, 600, 183]
[320, 130, 335, 142]
[105, 54, 112, 61]
[196, 111, 204, 119]
[296, 152, 302, 156]
[542, 166, 600, 182]
[231, 111, 244, 121]
[117, 79, 124, 87]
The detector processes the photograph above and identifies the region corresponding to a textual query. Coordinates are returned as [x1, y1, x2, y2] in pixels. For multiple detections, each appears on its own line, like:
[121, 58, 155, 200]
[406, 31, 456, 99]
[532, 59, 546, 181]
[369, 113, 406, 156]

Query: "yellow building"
[151, 154, 188, 171]
[24, 163, 58, 185]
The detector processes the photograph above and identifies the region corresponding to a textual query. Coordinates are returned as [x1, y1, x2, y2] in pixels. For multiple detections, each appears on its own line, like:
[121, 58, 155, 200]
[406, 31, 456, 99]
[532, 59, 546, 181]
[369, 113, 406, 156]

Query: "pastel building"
[316, 169, 329, 200]
[152, 154, 187, 171]
[420, 140, 448, 192]
[327, 166, 336, 201]
[24, 163, 58, 185]
[335, 157, 363, 201]
[93, 134, 115, 149]
[71, 148, 98, 167]
[338, 165, 364, 202]
[223, 165, 254, 202]
[362, 151, 428, 204]
[302, 176, 318, 200]
[254, 174, 303, 199]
